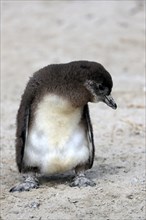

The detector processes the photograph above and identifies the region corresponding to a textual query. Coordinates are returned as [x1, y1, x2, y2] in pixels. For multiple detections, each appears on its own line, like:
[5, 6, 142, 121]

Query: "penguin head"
[83, 62, 117, 109]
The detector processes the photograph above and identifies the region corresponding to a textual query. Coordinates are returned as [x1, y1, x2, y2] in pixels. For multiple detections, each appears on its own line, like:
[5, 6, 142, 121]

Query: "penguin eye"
[98, 84, 104, 91]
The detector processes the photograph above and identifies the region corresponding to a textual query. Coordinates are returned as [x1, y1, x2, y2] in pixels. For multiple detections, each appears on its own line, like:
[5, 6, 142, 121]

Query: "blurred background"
[1, 1, 145, 219]
[1, 0, 145, 91]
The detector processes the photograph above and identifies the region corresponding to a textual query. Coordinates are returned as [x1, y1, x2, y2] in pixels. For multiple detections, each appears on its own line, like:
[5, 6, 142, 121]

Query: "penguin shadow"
[38, 171, 75, 187]
[86, 162, 126, 181]
[38, 161, 124, 187]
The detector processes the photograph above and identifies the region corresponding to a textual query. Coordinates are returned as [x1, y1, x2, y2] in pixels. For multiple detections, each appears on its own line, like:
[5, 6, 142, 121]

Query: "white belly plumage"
[23, 94, 89, 174]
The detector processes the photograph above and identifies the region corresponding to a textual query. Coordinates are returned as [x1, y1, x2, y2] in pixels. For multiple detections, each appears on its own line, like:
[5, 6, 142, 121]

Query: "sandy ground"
[1, 1, 145, 220]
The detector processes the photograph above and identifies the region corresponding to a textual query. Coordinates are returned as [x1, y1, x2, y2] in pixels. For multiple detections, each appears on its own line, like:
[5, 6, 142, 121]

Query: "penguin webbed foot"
[10, 175, 39, 192]
[70, 174, 96, 187]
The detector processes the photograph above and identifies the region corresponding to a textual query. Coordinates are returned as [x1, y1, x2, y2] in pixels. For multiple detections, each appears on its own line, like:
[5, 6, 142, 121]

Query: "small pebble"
[127, 194, 134, 199]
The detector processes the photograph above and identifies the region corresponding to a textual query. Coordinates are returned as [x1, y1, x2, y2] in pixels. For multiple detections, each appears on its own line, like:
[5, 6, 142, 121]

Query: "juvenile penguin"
[10, 60, 117, 192]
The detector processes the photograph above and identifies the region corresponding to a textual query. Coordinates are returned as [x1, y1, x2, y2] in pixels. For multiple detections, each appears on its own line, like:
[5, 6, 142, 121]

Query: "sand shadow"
[38, 161, 125, 186]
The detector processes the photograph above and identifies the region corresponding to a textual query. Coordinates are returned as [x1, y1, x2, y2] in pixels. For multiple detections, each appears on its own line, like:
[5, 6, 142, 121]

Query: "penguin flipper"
[15, 80, 36, 172]
[15, 100, 30, 172]
[83, 104, 95, 169]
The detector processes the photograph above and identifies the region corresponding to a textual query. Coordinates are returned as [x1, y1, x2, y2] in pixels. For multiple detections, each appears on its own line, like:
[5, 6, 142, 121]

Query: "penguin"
[10, 60, 117, 192]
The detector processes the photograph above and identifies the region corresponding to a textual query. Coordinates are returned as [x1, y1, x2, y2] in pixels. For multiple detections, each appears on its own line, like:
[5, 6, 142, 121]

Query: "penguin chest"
[23, 94, 89, 174]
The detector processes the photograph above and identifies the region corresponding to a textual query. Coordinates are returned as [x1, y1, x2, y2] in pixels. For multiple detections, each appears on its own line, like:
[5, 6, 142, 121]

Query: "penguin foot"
[70, 175, 96, 187]
[10, 176, 39, 192]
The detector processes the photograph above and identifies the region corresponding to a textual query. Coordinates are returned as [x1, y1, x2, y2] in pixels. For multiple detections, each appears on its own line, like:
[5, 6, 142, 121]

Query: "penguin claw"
[10, 180, 39, 192]
[70, 176, 96, 187]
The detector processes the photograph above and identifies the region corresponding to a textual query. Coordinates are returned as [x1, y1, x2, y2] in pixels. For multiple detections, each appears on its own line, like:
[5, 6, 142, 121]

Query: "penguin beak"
[103, 95, 117, 109]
